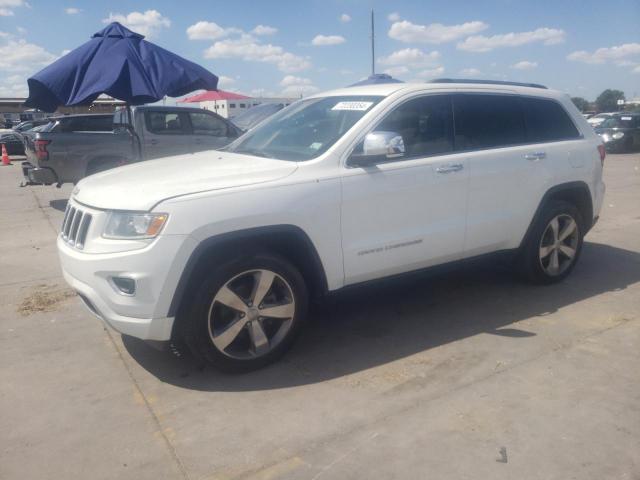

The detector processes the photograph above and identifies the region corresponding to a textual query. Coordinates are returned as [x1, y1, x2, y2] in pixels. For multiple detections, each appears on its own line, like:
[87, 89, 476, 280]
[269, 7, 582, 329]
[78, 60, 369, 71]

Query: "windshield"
[232, 103, 284, 131]
[600, 117, 634, 128]
[226, 95, 383, 161]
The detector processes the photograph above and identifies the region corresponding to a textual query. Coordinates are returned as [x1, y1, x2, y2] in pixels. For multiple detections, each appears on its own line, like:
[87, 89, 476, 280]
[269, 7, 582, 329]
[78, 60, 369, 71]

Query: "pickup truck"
[22, 106, 241, 186]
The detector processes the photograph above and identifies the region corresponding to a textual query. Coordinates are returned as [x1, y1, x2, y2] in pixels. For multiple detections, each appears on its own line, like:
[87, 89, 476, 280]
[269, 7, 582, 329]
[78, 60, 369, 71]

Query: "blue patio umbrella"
[25, 22, 218, 112]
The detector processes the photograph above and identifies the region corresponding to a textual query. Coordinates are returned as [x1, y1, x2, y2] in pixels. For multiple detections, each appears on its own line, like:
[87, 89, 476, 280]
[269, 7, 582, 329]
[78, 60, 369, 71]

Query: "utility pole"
[370, 9, 375, 76]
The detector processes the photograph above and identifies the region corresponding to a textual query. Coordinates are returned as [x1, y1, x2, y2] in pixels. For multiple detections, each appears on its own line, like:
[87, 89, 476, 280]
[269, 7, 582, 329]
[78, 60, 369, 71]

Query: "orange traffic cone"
[1, 143, 11, 166]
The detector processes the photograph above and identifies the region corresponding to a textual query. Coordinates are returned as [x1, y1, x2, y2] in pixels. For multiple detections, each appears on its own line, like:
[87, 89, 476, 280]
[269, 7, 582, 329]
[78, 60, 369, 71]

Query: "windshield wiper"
[233, 148, 274, 159]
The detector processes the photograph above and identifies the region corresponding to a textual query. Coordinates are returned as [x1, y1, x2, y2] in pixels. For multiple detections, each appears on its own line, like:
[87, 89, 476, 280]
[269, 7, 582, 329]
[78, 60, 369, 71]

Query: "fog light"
[111, 276, 136, 296]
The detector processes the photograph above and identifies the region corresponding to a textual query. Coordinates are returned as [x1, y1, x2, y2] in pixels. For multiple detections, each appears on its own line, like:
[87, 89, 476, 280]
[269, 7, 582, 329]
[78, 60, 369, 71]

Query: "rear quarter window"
[453, 94, 526, 150]
[521, 97, 580, 142]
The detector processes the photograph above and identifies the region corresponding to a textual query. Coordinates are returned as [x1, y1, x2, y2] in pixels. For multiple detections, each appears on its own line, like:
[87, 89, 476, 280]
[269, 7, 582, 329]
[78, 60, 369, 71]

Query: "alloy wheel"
[207, 269, 296, 359]
[538, 214, 580, 276]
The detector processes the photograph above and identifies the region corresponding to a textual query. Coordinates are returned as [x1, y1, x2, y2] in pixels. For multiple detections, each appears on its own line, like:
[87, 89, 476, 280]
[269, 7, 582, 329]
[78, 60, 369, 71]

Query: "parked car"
[13, 119, 51, 133]
[22, 106, 241, 187]
[231, 103, 286, 132]
[587, 112, 618, 128]
[0, 131, 26, 156]
[594, 113, 640, 152]
[58, 80, 605, 372]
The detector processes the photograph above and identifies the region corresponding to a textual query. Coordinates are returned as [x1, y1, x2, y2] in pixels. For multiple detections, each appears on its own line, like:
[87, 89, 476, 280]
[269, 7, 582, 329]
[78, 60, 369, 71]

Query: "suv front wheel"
[184, 251, 309, 372]
[519, 200, 584, 284]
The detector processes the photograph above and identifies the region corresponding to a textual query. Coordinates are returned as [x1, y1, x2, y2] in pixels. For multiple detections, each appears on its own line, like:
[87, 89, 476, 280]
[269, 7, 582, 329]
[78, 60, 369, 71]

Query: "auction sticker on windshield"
[332, 101, 374, 111]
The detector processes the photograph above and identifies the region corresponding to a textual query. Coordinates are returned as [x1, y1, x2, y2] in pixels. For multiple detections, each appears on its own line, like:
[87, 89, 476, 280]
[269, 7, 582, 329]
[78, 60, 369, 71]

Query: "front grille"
[61, 204, 92, 249]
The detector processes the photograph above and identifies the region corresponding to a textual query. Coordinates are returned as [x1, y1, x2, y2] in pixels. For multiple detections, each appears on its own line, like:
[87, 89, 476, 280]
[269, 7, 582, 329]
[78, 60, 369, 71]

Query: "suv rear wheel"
[184, 251, 308, 372]
[518, 200, 584, 284]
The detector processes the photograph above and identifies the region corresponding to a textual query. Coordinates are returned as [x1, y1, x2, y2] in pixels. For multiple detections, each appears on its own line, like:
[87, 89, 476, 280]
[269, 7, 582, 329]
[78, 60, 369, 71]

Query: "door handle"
[524, 152, 546, 161]
[436, 163, 464, 174]
[149, 139, 158, 145]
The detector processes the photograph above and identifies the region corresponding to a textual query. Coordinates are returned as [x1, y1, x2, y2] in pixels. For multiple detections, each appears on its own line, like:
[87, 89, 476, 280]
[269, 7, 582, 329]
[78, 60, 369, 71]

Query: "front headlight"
[103, 212, 168, 239]
[612, 132, 624, 140]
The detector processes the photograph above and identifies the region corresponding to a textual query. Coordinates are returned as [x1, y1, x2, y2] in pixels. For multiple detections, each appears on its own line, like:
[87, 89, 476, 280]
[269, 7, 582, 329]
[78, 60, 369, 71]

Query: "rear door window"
[145, 111, 190, 135]
[189, 112, 229, 136]
[453, 94, 526, 150]
[521, 97, 580, 142]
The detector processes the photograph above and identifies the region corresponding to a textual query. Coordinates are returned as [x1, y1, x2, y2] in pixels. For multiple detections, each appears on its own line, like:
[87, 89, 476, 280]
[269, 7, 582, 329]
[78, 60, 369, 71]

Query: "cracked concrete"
[1, 153, 639, 479]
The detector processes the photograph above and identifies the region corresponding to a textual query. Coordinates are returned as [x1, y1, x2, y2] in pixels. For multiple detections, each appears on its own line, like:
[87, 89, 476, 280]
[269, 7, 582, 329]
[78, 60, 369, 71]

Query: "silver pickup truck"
[22, 105, 241, 186]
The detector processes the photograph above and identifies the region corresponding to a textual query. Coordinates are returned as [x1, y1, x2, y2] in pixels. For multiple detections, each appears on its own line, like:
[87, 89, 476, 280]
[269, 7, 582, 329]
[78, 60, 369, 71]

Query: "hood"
[74, 150, 298, 211]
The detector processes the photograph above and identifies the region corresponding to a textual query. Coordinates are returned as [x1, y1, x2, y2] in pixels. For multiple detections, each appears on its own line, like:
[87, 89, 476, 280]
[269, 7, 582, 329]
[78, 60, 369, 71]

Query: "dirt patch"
[18, 284, 76, 316]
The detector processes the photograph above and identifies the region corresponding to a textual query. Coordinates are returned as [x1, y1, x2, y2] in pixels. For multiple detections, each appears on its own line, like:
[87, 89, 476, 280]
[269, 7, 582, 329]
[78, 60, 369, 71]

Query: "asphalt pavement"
[1, 154, 639, 480]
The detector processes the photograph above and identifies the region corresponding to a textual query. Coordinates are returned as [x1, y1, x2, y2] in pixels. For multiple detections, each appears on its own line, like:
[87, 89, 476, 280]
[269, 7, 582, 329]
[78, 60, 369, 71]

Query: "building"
[179, 90, 297, 118]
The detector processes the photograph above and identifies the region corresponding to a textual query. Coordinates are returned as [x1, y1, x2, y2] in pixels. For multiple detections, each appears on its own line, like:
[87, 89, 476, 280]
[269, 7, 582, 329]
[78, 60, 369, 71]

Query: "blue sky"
[1, 0, 639, 101]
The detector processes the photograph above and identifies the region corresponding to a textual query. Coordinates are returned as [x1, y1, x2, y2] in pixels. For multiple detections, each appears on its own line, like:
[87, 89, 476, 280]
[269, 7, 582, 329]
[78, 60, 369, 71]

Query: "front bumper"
[21, 161, 58, 186]
[58, 232, 194, 341]
[63, 268, 174, 340]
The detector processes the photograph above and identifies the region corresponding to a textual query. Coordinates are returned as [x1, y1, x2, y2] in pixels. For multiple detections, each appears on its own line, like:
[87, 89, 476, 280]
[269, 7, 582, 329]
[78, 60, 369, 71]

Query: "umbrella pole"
[125, 103, 142, 161]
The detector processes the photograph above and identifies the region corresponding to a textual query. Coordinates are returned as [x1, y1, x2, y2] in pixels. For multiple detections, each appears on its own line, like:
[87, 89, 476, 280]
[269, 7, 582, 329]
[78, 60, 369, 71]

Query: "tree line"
[571, 89, 635, 113]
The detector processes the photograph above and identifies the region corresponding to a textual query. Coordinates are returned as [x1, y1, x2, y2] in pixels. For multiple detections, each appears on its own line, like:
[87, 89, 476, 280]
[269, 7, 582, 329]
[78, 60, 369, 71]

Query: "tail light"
[34, 139, 50, 161]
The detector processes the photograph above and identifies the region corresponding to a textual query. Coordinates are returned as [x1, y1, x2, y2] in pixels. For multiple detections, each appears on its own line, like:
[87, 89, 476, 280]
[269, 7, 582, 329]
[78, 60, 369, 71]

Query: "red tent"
[179, 90, 250, 102]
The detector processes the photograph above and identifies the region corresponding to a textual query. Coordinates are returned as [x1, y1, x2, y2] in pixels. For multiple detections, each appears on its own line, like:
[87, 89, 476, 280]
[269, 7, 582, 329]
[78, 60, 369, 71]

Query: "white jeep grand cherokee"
[58, 80, 606, 371]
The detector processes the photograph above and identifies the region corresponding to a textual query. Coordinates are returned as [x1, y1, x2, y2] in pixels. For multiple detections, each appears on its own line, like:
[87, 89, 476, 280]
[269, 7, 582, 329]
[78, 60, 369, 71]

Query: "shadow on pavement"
[49, 199, 68, 212]
[123, 242, 640, 391]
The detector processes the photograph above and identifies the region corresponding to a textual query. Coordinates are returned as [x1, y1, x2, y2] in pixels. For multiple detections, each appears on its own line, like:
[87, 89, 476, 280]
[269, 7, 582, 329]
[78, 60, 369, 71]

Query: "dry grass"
[18, 284, 76, 316]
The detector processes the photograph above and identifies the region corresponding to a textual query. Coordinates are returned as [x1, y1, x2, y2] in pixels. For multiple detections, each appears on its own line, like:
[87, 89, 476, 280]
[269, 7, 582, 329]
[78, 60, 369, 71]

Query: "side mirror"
[349, 131, 405, 166]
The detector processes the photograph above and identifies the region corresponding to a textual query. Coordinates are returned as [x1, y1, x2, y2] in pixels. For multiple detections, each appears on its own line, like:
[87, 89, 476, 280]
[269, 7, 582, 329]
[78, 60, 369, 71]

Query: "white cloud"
[250, 88, 277, 98]
[382, 66, 409, 77]
[511, 60, 538, 70]
[186, 21, 239, 40]
[567, 43, 640, 64]
[457, 27, 565, 52]
[459, 67, 481, 76]
[416, 66, 445, 78]
[217, 75, 236, 89]
[0, 0, 26, 16]
[189, 21, 309, 73]
[103, 10, 170, 38]
[16, 26, 26, 34]
[205, 34, 311, 72]
[65, 7, 80, 14]
[0, 38, 58, 95]
[252, 24, 278, 36]
[339, 13, 351, 23]
[0, 39, 57, 72]
[280, 75, 312, 87]
[615, 60, 637, 67]
[311, 34, 346, 46]
[279, 75, 318, 96]
[633, 65, 640, 74]
[389, 20, 488, 44]
[388, 12, 400, 22]
[378, 48, 440, 67]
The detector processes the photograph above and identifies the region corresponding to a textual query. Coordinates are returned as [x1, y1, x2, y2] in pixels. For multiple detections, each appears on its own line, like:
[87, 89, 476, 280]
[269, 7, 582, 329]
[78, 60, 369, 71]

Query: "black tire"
[517, 200, 584, 284]
[183, 251, 308, 373]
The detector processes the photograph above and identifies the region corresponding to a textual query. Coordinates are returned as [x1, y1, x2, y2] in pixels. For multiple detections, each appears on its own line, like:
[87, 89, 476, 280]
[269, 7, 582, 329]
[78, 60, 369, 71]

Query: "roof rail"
[429, 78, 548, 89]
